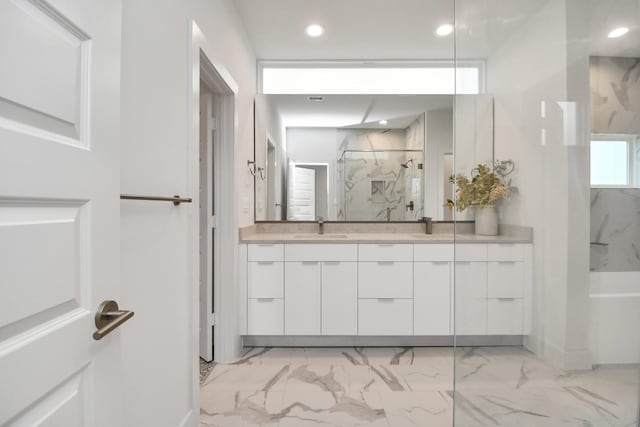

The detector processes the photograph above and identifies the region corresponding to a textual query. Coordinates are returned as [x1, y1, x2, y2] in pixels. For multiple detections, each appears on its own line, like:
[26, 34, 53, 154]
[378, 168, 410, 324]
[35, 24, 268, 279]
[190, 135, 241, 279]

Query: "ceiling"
[261, 94, 454, 128]
[234, 0, 640, 60]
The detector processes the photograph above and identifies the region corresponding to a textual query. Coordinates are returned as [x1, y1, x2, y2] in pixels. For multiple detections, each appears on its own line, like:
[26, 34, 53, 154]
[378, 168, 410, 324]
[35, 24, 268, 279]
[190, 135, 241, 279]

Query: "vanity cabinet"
[486, 243, 525, 335]
[322, 261, 358, 335]
[454, 261, 488, 335]
[285, 261, 321, 335]
[285, 244, 358, 336]
[358, 244, 413, 335]
[247, 243, 284, 335]
[245, 241, 531, 338]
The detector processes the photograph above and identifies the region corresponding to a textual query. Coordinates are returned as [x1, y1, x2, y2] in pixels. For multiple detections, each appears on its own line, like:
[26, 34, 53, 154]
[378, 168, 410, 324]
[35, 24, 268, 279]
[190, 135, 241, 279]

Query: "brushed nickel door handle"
[93, 300, 135, 340]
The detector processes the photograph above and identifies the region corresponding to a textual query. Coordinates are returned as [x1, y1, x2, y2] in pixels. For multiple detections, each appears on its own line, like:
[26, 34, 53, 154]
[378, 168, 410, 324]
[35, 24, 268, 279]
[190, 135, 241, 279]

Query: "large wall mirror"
[254, 94, 494, 222]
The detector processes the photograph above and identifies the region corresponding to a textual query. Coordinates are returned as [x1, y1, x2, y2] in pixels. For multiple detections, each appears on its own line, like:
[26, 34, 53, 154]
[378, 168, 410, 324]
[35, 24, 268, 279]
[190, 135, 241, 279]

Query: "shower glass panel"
[452, 1, 640, 426]
[338, 149, 424, 221]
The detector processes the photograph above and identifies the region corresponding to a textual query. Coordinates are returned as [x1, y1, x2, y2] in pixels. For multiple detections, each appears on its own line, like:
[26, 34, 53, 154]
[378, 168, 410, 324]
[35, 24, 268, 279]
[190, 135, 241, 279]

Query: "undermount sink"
[294, 233, 349, 239]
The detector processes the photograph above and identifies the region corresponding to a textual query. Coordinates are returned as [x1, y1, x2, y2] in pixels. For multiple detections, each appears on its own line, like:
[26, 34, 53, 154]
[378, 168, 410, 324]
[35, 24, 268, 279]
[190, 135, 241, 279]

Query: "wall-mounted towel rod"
[120, 194, 193, 206]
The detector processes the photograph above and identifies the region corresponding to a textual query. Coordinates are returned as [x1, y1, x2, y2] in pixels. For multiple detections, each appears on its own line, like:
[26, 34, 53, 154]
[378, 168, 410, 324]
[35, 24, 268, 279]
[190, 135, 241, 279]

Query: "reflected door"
[287, 165, 316, 220]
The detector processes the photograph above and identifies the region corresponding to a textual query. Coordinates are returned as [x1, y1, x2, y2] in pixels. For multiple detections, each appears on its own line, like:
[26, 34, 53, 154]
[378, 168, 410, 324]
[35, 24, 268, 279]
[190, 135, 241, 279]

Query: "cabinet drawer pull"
[257, 298, 275, 302]
[324, 261, 341, 265]
[497, 261, 516, 264]
[456, 261, 471, 265]
[257, 244, 274, 247]
[257, 261, 275, 265]
[377, 244, 394, 247]
[497, 298, 516, 302]
[377, 261, 395, 265]
[377, 298, 395, 302]
[302, 261, 319, 265]
[431, 261, 449, 265]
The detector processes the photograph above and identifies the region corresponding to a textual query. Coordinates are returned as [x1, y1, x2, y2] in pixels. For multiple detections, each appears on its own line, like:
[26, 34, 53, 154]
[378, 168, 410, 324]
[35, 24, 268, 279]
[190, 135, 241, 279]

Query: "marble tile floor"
[200, 347, 640, 427]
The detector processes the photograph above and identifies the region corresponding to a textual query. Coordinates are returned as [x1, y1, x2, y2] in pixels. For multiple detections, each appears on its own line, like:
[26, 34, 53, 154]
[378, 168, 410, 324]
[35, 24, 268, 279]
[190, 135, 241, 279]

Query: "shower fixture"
[401, 158, 414, 168]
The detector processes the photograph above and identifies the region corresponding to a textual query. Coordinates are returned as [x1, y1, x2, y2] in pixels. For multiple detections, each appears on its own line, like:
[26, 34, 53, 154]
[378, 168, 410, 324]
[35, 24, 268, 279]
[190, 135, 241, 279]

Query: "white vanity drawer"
[248, 261, 284, 298]
[488, 261, 524, 298]
[285, 243, 357, 262]
[455, 244, 488, 261]
[414, 244, 454, 262]
[487, 298, 523, 335]
[248, 243, 284, 261]
[359, 299, 413, 335]
[248, 298, 284, 335]
[358, 262, 413, 298]
[358, 243, 413, 261]
[487, 243, 525, 261]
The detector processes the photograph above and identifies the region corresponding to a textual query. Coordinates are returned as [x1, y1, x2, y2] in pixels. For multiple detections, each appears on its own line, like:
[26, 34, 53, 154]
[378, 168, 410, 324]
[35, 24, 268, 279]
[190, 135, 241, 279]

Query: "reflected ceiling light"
[608, 27, 629, 38]
[378, 120, 388, 125]
[305, 24, 324, 37]
[435, 24, 454, 37]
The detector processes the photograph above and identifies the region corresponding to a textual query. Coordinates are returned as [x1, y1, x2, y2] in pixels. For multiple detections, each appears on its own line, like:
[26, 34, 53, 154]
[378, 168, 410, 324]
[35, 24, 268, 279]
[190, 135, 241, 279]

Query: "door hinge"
[210, 312, 217, 326]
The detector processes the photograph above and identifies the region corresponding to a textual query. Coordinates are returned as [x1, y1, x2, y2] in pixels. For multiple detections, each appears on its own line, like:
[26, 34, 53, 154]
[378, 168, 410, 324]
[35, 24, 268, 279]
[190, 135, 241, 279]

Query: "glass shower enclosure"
[338, 149, 424, 221]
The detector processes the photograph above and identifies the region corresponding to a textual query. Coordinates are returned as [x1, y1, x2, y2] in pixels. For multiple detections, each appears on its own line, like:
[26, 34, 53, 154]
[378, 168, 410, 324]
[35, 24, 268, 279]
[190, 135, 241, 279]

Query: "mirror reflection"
[254, 94, 494, 221]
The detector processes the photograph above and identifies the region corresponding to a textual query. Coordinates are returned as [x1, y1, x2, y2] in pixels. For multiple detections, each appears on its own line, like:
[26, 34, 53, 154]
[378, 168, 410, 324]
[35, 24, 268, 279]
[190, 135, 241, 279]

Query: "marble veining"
[336, 117, 425, 222]
[200, 347, 638, 426]
[591, 56, 640, 135]
[590, 188, 640, 271]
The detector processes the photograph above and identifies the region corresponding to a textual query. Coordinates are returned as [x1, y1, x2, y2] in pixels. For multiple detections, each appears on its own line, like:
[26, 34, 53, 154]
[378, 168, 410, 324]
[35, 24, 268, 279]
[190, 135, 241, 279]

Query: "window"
[590, 134, 639, 187]
[259, 61, 483, 95]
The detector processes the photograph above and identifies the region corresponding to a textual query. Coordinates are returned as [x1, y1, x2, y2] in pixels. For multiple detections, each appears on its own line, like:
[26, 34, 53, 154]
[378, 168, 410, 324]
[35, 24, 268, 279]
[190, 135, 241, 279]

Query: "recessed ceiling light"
[378, 120, 388, 125]
[608, 27, 629, 38]
[305, 24, 324, 37]
[435, 24, 454, 37]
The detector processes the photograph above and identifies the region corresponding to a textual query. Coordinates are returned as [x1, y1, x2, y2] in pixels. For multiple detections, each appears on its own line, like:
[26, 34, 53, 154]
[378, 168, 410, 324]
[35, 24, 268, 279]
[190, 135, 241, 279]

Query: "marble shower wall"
[337, 118, 425, 221]
[590, 56, 640, 134]
[590, 188, 640, 271]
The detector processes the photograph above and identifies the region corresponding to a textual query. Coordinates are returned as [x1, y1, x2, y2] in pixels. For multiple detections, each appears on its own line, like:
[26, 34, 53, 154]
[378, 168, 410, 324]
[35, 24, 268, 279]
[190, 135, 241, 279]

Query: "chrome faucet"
[317, 217, 324, 235]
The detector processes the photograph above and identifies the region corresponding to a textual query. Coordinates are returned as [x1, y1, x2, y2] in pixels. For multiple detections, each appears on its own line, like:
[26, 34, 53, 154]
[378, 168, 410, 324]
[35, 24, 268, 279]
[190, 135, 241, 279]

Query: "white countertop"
[240, 232, 531, 244]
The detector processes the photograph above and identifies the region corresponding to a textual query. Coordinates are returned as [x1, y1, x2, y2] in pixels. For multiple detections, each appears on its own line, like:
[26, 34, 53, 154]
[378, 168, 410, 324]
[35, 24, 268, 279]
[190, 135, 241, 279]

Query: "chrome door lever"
[93, 300, 134, 340]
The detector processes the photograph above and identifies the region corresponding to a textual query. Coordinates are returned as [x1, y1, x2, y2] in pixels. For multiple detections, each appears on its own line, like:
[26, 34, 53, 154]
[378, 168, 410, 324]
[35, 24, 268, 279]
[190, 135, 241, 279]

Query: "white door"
[0, 0, 123, 425]
[287, 165, 315, 220]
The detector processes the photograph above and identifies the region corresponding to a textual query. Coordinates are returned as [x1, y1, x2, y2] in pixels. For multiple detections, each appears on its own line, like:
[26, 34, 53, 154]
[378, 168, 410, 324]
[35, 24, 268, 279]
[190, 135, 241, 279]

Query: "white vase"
[475, 206, 498, 236]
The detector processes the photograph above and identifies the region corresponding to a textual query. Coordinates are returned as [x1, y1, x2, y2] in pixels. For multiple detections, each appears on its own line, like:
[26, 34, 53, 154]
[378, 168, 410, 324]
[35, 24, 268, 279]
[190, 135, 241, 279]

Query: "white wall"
[486, 0, 592, 369]
[120, 0, 255, 426]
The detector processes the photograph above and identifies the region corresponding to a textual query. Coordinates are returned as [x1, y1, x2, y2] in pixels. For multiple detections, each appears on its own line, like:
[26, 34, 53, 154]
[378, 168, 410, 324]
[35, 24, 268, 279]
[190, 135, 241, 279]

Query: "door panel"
[322, 262, 358, 335]
[0, 0, 122, 425]
[285, 261, 321, 335]
[0, 0, 89, 143]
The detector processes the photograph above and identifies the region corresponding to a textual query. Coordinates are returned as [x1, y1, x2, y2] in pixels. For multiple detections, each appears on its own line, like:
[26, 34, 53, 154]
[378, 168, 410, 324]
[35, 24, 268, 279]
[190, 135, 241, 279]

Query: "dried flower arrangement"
[446, 161, 512, 212]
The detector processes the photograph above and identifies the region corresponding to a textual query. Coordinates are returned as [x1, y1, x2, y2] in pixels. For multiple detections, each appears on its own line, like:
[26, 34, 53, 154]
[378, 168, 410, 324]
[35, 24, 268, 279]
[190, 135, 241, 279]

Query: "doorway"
[197, 51, 235, 363]
[287, 162, 329, 220]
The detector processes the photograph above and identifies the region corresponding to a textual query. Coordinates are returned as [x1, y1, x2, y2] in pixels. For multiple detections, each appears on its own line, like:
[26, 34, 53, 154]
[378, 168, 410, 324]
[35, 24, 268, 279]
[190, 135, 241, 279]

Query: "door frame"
[188, 20, 239, 424]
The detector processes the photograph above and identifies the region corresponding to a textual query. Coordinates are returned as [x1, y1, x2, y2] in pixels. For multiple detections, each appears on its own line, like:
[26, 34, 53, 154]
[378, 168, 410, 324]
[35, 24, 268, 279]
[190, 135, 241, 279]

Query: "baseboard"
[544, 340, 593, 370]
[178, 410, 197, 427]
[242, 335, 524, 347]
[524, 334, 544, 356]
